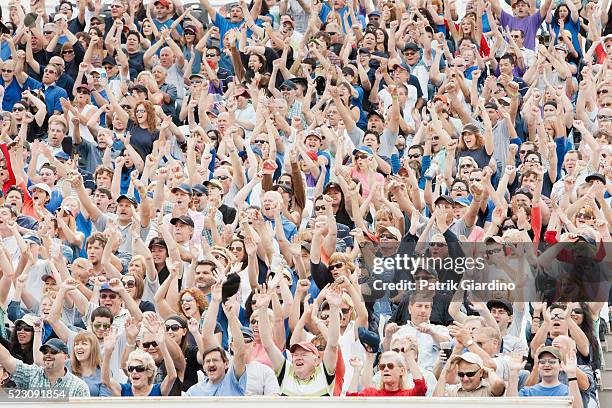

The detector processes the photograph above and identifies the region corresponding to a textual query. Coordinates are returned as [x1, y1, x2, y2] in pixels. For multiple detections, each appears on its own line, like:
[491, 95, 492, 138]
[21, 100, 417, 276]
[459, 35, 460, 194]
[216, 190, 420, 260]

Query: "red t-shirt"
[346, 377, 427, 396]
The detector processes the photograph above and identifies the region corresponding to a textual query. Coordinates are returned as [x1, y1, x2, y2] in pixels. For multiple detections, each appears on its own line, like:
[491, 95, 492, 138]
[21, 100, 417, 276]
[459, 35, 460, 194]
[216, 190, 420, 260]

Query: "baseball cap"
[380, 226, 402, 240]
[323, 182, 342, 193]
[40, 338, 69, 355]
[184, 25, 198, 34]
[289, 341, 320, 357]
[404, 42, 420, 52]
[367, 110, 384, 121]
[452, 352, 485, 368]
[54, 151, 70, 160]
[29, 183, 52, 197]
[461, 123, 480, 134]
[305, 129, 322, 141]
[585, 173, 606, 184]
[102, 56, 117, 66]
[116, 194, 137, 206]
[280, 15, 295, 27]
[171, 183, 193, 195]
[434, 195, 455, 205]
[486, 299, 513, 315]
[154, 0, 170, 7]
[148, 237, 167, 250]
[15, 314, 38, 328]
[280, 79, 297, 90]
[352, 145, 374, 156]
[240, 326, 254, 339]
[234, 88, 250, 98]
[368, 11, 381, 17]
[454, 197, 470, 207]
[131, 84, 148, 93]
[204, 179, 223, 191]
[23, 234, 42, 246]
[192, 183, 208, 195]
[170, 215, 195, 228]
[392, 62, 410, 71]
[536, 346, 562, 361]
[76, 83, 91, 93]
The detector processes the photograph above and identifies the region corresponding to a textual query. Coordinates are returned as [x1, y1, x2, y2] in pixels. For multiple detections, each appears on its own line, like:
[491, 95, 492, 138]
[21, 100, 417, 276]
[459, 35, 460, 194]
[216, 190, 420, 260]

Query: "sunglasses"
[597, 115, 612, 121]
[42, 349, 59, 355]
[122, 280, 136, 288]
[392, 348, 406, 353]
[430, 242, 446, 247]
[100, 293, 118, 300]
[551, 312, 565, 320]
[43, 68, 57, 74]
[314, 205, 325, 211]
[121, 104, 132, 110]
[576, 212, 594, 220]
[571, 308, 583, 315]
[378, 363, 396, 370]
[15, 325, 34, 332]
[166, 324, 182, 332]
[217, 175, 230, 180]
[597, 89, 609, 95]
[127, 364, 147, 372]
[320, 314, 330, 320]
[520, 149, 533, 154]
[452, 186, 468, 192]
[249, 319, 258, 325]
[252, 139, 268, 145]
[44, 31, 54, 35]
[12, 106, 25, 112]
[407, 153, 421, 159]
[93, 322, 111, 330]
[460, 163, 474, 169]
[341, 308, 351, 315]
[502, 224, 515, 231]
[180, 297, 194, 304]
[538, 358, 558, 365]
[135, 108, 147, 114]
[1, 69, 13, 73]
[62, 50, 74, 55]
[206, 53, 217, 58]
[328, 262, 344, 271]
[354, 154, 369, 160]
[142, 341, 158, 349]
[457, 370, 480, 378]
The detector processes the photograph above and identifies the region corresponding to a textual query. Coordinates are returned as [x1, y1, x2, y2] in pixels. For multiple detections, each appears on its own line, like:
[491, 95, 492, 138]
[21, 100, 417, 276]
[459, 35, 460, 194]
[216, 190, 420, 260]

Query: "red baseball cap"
[290, 341, 320, 356]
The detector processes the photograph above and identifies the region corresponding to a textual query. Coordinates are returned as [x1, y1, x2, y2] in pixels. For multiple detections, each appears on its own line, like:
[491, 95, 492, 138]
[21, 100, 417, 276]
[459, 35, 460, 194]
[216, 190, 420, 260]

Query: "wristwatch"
[465, 339, 475, 348]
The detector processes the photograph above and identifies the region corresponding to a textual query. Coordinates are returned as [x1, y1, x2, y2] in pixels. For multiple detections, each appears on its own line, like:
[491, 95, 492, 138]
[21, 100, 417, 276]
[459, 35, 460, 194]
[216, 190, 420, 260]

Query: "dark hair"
[91, 307, 114, 324]
[127, 30, 140, 40]
[552, 4, 571, 24]
[95, 187, 112, 200]
[500, 53, 516, 66]
[202, 346, 228, 364]
[9, 322, 34, 365]
[5, 186, 23, 199]
[206, 46, 221, 56]
[574, 302, 601, 369]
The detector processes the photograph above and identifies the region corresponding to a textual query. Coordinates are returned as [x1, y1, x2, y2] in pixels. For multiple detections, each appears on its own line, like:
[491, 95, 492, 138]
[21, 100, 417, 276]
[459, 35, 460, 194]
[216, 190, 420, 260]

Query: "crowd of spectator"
[0, 0, 610, 405]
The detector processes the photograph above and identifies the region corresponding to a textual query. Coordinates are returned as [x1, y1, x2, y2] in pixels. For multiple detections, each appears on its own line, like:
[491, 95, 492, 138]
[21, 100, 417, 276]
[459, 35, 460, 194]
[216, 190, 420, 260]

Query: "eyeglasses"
[314, 205, 325, 211]
[430, 242, 446, 247]
[407, 153, 421, 159]
[180, 297, 194, 304]
[166, 324, 182, 332]
[122, 280, 135, 288]
[252, 139, 268, 145]
[597, 115, 612, 121]
[93, 322, 111, 330]
[550, 312, 565, 320]
[525, 157, 540, 163]
[135, 108, 146, 114]
[328, 262, 344, 271]
[99, 293, 118, 300]
[15, 325, 34, 332]
[43, 68, 57, 74]
[597, 88, 609, 95]
[1, 69, 13, 73]
[538, 358, 559, 365]
[127, 364, 147, 372]
[12, 106, 25, 112]
[457, 370, 481, 378]
[354, 154, 368, 160]
[378, 363, 396, 370]
[576, 212, 594, 220]
[217, 175, 230, 180]
[142, 341, 158, 349]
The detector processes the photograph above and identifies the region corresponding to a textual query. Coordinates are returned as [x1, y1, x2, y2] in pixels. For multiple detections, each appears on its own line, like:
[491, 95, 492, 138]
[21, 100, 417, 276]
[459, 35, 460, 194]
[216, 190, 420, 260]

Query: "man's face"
[155, 3, 170, 19]
[42, 66, 59, 85]
[59, 3, 73, 19]
[203, 350, 228, 382]
[229, 5, 243, 22]
[115, 199, 133, 222]
[31, 188, 49, 205]
[194, 264, 215, 290]
[510, 30, 524, 47]
[521, 174, 538, 193]
[93, 190, 111, 211]
[96, 171, 112, 189]
[404, 49, 420, 65]
[5, 190, 22, 210]
[91, 316, 112, 339]
[537, 352, 560, 379]
[457, 360, 483, 390]
[408, 301, 432, 324]
[41, 349, 67, 371]
[213, 168, 232, 192]
[1, 61, 15, 82]
[367, 115, 384, 133]
[499, 58, 514, 75]
[173, 222, 193, 243]
[291, 348, 319, 378]
[159, 49, 174, 68]
[140, 331, 162, 362]
[126, 34, 140, 51]
[87, 240, 104, 265]
[111, 1, 125, 18]
[474, 331, 499, 356]
[490, 307, 512, 330]
[99, 290, 121, 314]
[173, 190, 191, 210]
[512, 1, 530, 17]
[39, 167, 57, 185]
[48, 123, 65, 146]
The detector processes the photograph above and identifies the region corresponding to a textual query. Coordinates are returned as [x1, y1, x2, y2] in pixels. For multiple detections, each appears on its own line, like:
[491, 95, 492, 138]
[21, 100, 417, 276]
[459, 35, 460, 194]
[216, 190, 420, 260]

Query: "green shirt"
[11, 360, 90, 397]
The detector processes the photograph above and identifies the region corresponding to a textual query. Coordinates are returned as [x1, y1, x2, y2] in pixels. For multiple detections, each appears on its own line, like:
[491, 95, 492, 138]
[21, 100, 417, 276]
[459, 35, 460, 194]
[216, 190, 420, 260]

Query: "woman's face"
[12, 103, 26, 121]
[165, 319, 187, 344]
[375, 29, 385, 43]
[128, 358, 150, 387]
[558, 5, 569, 20]
[328, 259, 349, 280]
[575, 207, 595, 227]
[460, 19, 472, 34]
[229, 241, 245, 262]
[180, 292, 198, 318]
[142, 21, 154, 36]
[363, 33, 376, 49]
[459, 161, 475, 179]
[73, 338, 92, 361]
[128, 260, 144, 277]
[135, 104, 148, 125]
[121, 275, 138, 298]
[15, 323, 34, 345]
[379, 355, 404, 387]
[462, 132, 476, 149]
[62, 48, 75, 62]
[567, 303, 584, 325]
[354, 153, 370, 170]
[40, 298, 53, 318]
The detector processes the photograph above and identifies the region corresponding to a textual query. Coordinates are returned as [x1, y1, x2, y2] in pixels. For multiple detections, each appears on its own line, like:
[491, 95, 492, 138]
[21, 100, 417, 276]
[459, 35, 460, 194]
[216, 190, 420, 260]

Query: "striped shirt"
[11, 360, 90, 397]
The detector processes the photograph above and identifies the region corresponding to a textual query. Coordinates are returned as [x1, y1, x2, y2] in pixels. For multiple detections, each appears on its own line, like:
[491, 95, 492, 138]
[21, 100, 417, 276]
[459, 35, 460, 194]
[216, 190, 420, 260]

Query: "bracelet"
[568, 377, 577, 382]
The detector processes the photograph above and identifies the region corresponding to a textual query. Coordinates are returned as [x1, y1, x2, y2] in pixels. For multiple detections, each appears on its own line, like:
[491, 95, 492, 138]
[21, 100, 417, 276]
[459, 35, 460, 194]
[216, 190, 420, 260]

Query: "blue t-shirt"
[120, 382, 162, 396]
[185, 365, 247, 396]
[213, 12, 244, 49]
[519, 382, 569, 397]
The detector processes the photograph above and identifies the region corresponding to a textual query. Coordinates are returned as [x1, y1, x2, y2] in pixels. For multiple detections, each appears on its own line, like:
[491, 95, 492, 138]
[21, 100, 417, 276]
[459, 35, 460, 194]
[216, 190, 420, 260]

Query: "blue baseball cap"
[171, 183, 193, 195]
[352, 146, 374, 156]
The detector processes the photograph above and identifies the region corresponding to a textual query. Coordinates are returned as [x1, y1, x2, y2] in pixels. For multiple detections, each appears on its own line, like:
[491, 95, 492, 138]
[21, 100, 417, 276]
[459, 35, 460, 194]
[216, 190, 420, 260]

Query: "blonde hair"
[377, 351, 409, 390]
[71, 331, 101, 376]
[127, 348, 157, 383]
[328, 252, 356, 274]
